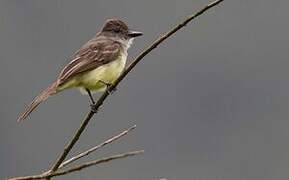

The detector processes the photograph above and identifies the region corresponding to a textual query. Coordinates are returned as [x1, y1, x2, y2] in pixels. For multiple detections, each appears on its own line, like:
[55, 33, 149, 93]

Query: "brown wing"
[57, 37, 122, 85]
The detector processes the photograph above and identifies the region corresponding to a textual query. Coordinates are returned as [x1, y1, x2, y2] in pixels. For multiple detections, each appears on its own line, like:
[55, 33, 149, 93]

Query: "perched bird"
[18, 19, 142, 121]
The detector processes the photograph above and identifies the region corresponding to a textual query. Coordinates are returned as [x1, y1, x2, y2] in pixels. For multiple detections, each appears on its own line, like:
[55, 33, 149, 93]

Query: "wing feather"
[57, 38, 122, 85]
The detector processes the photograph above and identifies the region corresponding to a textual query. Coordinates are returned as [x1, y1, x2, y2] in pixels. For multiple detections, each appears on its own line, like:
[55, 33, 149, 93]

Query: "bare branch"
[58, 125, 136, 169]
[9, 150, 144, 180]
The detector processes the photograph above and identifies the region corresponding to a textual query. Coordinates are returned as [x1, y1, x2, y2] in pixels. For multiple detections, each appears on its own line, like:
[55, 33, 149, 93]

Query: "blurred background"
[1, 0, 289, 179]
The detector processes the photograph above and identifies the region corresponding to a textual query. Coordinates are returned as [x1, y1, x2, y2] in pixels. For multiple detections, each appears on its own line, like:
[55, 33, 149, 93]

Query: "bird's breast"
[79, 51, 127, 92]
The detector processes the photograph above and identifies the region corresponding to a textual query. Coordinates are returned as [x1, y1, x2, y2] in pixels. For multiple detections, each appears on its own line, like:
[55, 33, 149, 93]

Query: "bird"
[18, 19, 143, 121]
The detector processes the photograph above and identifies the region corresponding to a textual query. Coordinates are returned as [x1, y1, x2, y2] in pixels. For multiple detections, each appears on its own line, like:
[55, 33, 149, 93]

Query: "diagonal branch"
[48, 0, 224, 175]
[58, 125, 136, 169]
[9, 150, 144, 180]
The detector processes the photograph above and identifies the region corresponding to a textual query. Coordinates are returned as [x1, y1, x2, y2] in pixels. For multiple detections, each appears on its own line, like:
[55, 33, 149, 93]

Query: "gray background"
[1, 0, 289, 179]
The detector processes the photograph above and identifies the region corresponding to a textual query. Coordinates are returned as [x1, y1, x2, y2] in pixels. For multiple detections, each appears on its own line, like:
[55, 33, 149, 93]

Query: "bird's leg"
[85, 88, 95, 104]
[85, 88, 98, 113]
[98, 80, 117, 94]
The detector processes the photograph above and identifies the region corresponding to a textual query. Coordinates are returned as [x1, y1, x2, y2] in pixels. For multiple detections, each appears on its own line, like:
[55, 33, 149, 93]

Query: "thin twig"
[58, 125, 136, 169]
[9, 150, 144, 180]
[9, 0, 224, 179]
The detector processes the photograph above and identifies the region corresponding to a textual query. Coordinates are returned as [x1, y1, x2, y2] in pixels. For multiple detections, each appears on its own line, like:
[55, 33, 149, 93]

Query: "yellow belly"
[57, 53, 127, 94]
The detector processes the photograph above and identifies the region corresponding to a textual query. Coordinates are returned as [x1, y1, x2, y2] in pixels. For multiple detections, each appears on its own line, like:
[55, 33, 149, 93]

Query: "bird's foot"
[98, 80, 117, 94]
[107, 85, 117, 94]
[90, 103, 99, 113]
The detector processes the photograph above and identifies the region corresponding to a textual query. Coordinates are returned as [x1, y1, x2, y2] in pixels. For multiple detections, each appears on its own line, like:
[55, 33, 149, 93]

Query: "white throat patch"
[126, 38, 134, 49]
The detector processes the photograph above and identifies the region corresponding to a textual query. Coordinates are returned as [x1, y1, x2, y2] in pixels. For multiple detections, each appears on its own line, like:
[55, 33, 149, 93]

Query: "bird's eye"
[114, 29, 120, 33]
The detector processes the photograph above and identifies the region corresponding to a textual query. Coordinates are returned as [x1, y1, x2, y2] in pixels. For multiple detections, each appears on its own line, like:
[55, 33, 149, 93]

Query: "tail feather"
[18, 82, 58, 122]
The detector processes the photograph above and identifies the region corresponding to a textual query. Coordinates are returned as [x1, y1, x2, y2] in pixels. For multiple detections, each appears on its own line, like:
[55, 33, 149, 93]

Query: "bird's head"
[101, 19, 143, 40]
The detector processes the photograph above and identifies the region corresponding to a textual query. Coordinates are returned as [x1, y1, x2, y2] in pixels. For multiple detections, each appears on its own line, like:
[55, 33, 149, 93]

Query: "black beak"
[128, 30, 143, 38]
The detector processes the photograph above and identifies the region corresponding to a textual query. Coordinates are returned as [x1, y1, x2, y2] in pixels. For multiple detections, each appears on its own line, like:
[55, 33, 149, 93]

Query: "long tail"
[18, 82, 58, 122]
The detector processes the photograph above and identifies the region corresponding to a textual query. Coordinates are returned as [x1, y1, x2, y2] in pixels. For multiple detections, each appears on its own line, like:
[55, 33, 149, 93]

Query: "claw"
[107, 85, 117, 94]
[98, 80, 117, 94]
[90, 104, 98, 113]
